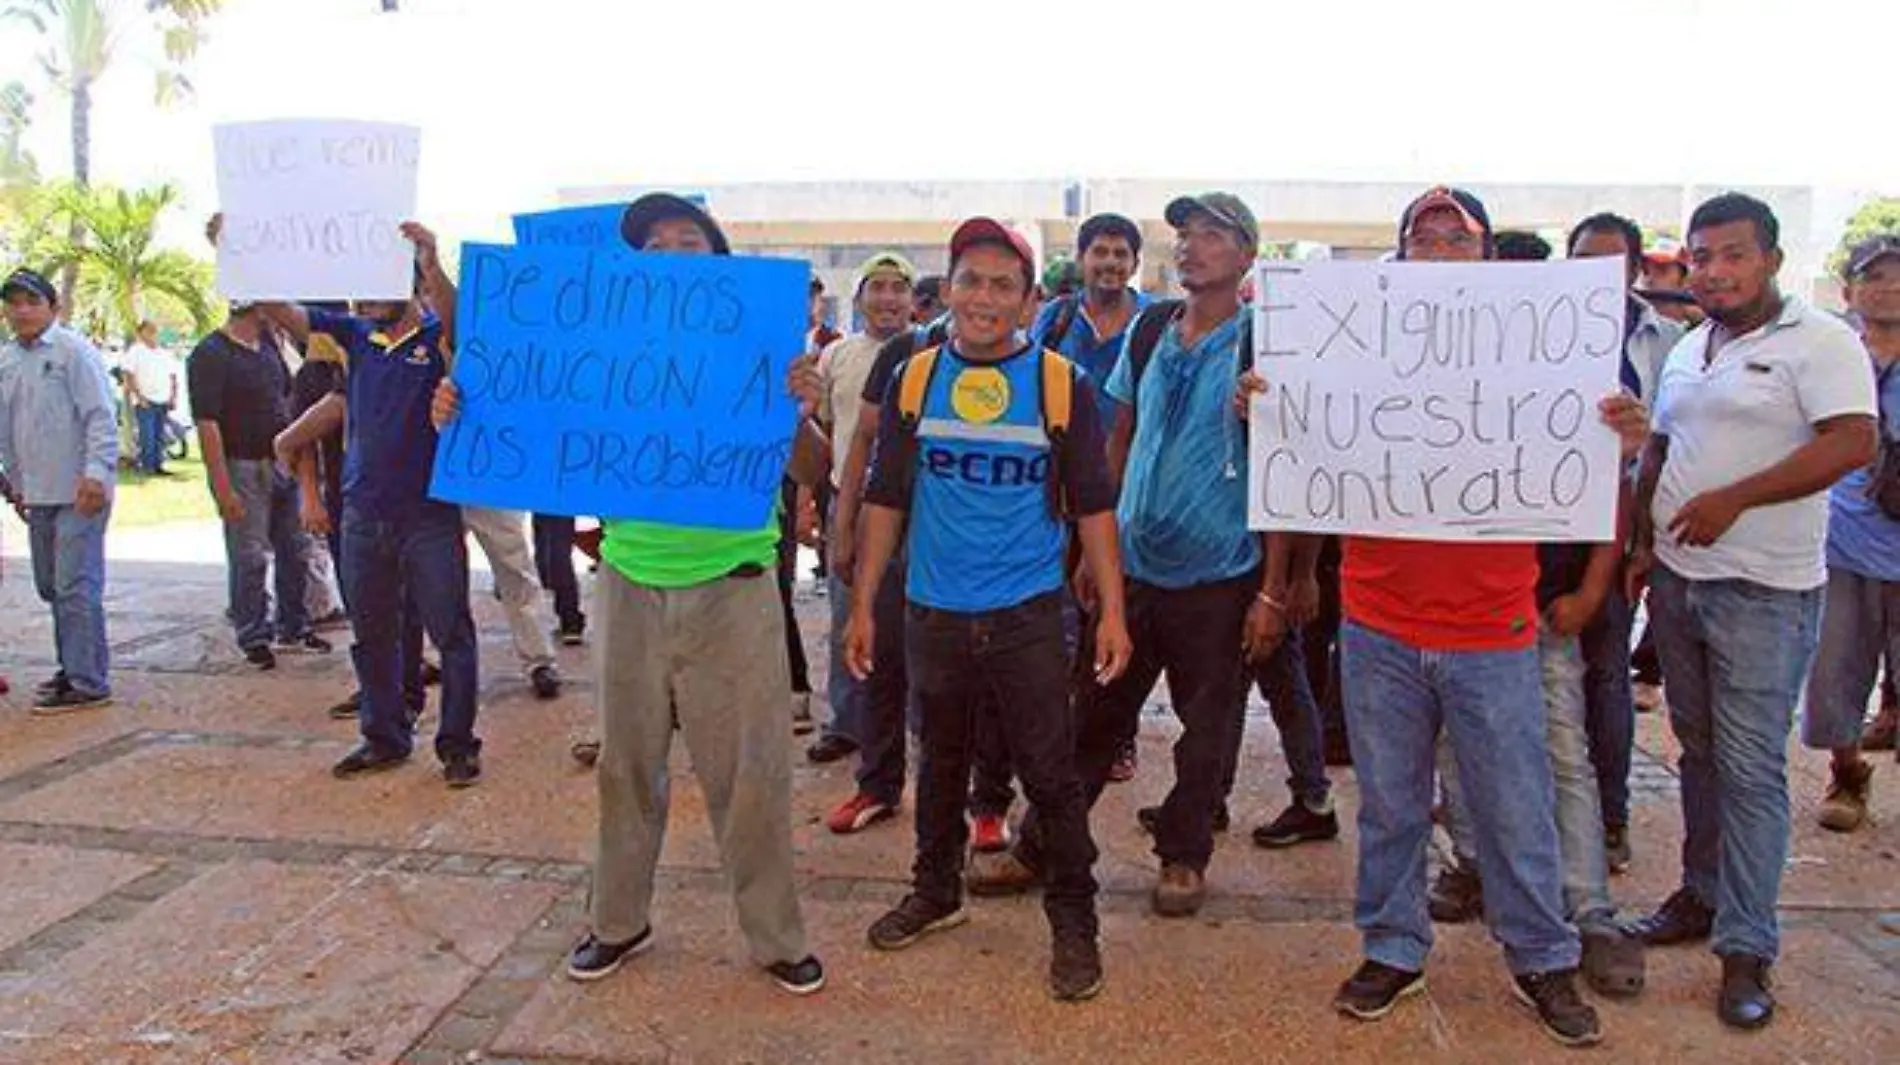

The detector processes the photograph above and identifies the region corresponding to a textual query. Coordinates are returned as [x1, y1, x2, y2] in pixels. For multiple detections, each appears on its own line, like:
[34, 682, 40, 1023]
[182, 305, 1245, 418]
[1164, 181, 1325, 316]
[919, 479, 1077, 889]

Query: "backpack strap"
[1039, 294, 1080, 352]
[1038, 348, 1076, 519]
[884, 345, 943, 510]
[1122, 299, 1185, 440]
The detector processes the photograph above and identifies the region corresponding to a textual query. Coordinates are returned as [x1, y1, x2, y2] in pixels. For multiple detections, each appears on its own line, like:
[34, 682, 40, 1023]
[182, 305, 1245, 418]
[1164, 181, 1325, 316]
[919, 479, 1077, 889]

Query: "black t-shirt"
[186, 330, 292, 461]
[1535, 542, 1594, 611]
[292, 359, 346, 510]
[859, 318, 952, 407]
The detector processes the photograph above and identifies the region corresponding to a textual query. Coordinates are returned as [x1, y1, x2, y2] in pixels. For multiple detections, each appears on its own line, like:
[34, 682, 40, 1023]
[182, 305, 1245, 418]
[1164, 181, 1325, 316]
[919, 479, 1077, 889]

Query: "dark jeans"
[330, 520, 425, 714]
[341, 502, 480, 760]
[909, 591, 1097, 937]
[531, 514, 584, 630]
[776, 480, 811, 695]
[1308, 537, 1348, 747]
[1222, 625, 1330, 807]
[855, 556, 911, 807]
[1022, 571, 1254, 874]
[968, 693, 1016, 817]
[1580, 584, 1636, 828]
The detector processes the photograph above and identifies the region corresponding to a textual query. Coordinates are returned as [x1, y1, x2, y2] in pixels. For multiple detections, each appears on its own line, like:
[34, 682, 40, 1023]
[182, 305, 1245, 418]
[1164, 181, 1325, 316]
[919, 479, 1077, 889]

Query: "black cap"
[0, 268, 57, 305]
[1077, 212, 1142, 257]
[619, 193, 731, 256]
[1845, 235, 1900, 281]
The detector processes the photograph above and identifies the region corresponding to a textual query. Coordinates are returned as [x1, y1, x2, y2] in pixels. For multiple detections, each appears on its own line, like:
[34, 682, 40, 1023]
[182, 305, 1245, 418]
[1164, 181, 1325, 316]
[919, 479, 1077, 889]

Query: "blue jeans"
[1341, 621, 1578, 976]
[220, 459, 311, 651]
[1648, 566, 1821, 962]
[28, 505, 110, 696]
[1443, 632, 1615, 926]
[135, 403, 168, 473]
[341, 502, 481, 760]
[1580, 585, 1636, 829]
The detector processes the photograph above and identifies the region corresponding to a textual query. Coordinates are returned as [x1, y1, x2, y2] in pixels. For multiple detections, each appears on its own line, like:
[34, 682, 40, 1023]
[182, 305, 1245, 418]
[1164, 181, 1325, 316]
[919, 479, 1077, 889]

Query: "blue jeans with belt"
[28, 504, 110, 696]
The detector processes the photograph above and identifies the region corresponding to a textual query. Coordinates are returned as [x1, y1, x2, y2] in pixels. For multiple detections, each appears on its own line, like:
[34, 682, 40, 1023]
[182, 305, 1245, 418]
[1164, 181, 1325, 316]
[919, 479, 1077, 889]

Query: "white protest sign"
[1248, 258, 1625, 542]
[213, 119, 420, 300]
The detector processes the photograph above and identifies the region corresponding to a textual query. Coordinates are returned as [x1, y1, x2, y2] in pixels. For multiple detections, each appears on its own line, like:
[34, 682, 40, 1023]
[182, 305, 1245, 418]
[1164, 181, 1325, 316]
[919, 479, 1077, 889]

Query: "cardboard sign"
[1247, 258, 1625, 541]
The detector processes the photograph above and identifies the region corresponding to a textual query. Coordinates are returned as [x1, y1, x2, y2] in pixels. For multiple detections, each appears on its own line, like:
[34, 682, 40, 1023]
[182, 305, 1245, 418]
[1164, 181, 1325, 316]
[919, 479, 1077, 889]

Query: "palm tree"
[41, 182, 216, 339]
[2, 0, 221, 308]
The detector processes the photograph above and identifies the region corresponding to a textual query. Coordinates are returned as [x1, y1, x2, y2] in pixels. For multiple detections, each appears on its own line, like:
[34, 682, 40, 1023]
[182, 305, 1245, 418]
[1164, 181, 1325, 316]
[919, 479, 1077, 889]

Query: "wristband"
[1256, 591, 1287, 613]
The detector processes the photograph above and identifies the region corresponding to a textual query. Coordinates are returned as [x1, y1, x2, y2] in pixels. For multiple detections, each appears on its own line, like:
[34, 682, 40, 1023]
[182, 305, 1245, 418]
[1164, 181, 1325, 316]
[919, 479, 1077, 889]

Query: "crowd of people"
[1, 179, 1894, 1049]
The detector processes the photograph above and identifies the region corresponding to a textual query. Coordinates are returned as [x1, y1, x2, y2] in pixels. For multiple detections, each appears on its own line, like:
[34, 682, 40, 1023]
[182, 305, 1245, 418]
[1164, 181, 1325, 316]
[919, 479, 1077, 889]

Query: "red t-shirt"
[1342, 537, 1539, 652]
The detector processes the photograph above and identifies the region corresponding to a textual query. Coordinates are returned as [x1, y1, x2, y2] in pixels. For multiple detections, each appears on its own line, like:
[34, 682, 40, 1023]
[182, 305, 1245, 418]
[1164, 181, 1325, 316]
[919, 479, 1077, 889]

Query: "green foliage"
[32, 182, 218, 339]
[1831, 197, 1900, 278]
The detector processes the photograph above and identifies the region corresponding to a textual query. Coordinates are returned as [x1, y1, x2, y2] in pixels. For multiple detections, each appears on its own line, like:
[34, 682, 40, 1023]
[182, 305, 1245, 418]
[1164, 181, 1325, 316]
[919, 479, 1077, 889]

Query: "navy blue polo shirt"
[309, 308, 449, 521]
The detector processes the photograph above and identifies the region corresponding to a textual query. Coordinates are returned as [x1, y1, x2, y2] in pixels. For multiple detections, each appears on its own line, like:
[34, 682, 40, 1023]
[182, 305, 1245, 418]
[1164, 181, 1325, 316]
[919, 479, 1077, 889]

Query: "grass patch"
[112, 456, 217, 528]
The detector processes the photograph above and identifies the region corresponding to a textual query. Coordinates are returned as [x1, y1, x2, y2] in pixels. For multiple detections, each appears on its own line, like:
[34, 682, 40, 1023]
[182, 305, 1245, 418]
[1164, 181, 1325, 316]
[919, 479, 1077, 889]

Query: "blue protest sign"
[510, 204, 628, 248]
[427, 243, 809, 529]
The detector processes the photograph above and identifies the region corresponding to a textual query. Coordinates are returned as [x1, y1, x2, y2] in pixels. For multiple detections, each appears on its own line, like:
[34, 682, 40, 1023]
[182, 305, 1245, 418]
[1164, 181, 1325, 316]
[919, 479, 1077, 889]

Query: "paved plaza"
[0, 519, 1895, 1064]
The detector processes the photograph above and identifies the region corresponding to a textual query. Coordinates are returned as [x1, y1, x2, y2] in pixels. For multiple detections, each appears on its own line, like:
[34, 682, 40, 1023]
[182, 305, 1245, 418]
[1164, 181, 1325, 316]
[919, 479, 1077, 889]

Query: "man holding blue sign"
[430, 192, 828, 997]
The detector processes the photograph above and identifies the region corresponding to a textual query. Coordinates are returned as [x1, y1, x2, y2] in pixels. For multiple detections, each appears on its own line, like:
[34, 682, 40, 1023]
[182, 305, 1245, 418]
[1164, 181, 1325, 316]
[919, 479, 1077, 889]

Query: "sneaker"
[1150, 864, 1206, 918]
[244, 645, 277, 671]
[1334, 960, 1426, 1021]
[276, 633, 333, 654]
[1818, 760, 1873, 832]
[1107, 741, 1137, 783]
[311, 609, 350, 632]
[765, 955, 826, 996]
[566, 928, 653, 982]
[331, 743, 410, 779]
[1512, 969, 1603, 1047]
[443, 751, 482, 788]
[34, 672, 68, 698]
[1604, 824, 1632, 874]
[529, 664, 562, 701]
[326, 691, 361, 721]
[31, 687, 111, 715]
[791, 692, 815, 735]
[826, 792, 896, 834]
[1580, 924, 1646, 999]
[1427, 863, 1484, 924]
[556, 616, 587, 647]
[1717, 953, 1775, 1030]
[970, 813, 1011, 853]
[967, 849, 1040, 897]
[571, 739, 601, 767]
[1626, 886, 1713, 947]
[1135, 804, 1230, 836]
[1049, 933, 1103, 1002]
[1251, 798, 1340, 849]
[866, 894, 968, 951]
[805, 734, 858, 765]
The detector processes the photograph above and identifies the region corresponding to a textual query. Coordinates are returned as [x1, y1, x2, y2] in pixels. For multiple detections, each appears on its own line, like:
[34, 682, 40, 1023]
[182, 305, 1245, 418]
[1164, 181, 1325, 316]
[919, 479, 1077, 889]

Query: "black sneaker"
[326, 691, 361, 721]
[1512, 969, 1603, 1047]
[331, 743, 409, 778]
[556, 621, 585, 647]
[442, 751, 482, 788]
[1049, 933, 1103, 1002]
[244, 645, 278, 671]
[34, 672, 69, 698]
[805, 735, 858, 764]
[1334, 960, 1426, 1020]
[530, 664, 562, 700]
[765, 955, 825, 996]
[1428, 862, 1484, 924]
[1580, 924, 1646, 999]
[1625, 886, 1713, 946]
[566, 928, 653, 982]
[1251, 799, 1340, 849]
[31, 687, 111, 716]
[867, 894, 968, 951]
[1135, 804, 1231, 835]
[277, 633, 333, 654]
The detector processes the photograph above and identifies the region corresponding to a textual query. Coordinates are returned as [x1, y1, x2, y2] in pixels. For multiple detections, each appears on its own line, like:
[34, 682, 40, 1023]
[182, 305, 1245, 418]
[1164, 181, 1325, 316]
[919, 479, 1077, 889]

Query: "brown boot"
[1818, 760, 1874, 833]
[1151, 864, 1206, 917]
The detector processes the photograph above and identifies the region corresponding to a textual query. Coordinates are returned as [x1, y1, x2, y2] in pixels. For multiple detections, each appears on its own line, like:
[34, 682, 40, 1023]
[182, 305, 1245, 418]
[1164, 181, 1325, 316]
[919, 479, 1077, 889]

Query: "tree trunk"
[58, 78, 93, 322]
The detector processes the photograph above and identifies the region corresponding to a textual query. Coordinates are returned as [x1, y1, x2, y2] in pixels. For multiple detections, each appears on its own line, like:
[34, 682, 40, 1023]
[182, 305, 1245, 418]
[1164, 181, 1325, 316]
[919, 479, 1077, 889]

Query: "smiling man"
[1626, 193, 1877, 1031]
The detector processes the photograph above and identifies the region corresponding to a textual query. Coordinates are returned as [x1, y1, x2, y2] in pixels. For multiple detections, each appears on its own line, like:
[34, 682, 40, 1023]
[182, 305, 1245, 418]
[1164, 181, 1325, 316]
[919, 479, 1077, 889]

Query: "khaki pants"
[589, 565, 807, 966]
[462, 506, 556, 676]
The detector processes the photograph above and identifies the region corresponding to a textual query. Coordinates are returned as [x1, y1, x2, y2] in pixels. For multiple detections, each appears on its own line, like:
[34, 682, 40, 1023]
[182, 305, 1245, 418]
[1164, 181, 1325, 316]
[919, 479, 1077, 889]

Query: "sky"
[3, 0, 1898, 253]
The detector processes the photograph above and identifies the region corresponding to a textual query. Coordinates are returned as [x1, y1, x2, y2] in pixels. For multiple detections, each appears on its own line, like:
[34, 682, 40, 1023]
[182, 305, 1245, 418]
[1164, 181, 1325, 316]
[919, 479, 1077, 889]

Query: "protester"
[1566, 211, 1685, 873]
[435, 192, 828, 995]
[911, 275, 946, 324]
[188, 303, 331, 669]
[0, 267, 116, 713]
[463, 507, 564, 700]
[532, 513, 587, 645]
[1626, 192, 1877, 1031]
[124, 321, 178, 475]
[288, 328, 350, 630]
[847, 216, 1130, 1002]
[1797, 234, 1900, 831]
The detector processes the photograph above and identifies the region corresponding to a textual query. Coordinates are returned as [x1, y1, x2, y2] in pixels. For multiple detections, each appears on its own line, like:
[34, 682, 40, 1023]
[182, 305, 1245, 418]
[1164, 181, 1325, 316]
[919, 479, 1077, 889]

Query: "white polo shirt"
[1652, 297, 1876, 590]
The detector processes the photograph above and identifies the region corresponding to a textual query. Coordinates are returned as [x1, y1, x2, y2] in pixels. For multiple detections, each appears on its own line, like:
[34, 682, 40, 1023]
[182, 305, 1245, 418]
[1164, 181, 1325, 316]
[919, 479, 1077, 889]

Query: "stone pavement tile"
[491, 892, 1899, 1065]
[0, 708, 135, 784]
[0, 843, 156, 954]
[0, 861, 560, 1064]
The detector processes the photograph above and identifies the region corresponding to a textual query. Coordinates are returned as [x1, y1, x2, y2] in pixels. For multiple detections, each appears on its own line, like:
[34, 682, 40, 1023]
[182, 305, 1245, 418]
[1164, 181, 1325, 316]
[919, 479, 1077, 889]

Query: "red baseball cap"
[949, 217, 1037, 281]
